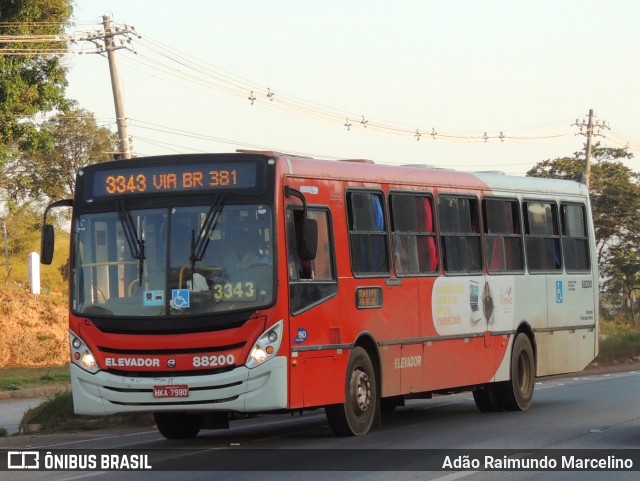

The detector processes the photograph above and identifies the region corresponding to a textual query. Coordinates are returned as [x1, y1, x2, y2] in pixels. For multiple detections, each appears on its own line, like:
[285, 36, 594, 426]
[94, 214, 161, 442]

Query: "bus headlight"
[246, 320, 283, 369]
[70, 331, 100, 374]
[81, 352, 96, 370]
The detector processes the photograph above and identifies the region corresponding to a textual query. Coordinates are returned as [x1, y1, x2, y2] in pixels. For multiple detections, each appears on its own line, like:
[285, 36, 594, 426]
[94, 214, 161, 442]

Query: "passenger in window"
[392, 237, 408, 274]
[170, 215, 197, 267]
[222, 229, 269, 270]
[289, 252, 313, 280]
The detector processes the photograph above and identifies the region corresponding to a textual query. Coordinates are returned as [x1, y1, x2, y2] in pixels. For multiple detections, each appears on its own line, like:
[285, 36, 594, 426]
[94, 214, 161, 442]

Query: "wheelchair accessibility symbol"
[171, 289, 190, 309]
[556, 281, 563, 304]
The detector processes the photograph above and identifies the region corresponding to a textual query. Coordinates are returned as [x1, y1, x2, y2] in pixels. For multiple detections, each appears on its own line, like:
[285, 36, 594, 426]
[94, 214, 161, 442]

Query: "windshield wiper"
[117, 202, 145, 285]
[189, 195, 225, 277]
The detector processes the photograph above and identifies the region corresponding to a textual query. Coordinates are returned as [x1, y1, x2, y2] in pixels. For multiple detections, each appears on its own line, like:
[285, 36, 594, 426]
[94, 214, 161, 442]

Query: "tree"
[0, 0, 73, 167]
[604, 245, 640, 325]
[529, 149, 640, 258]
[527, 144, 640, 323]
[3, 201, 42, 256]
[2, 108, 118, 203]
[43, 109, 118, 199]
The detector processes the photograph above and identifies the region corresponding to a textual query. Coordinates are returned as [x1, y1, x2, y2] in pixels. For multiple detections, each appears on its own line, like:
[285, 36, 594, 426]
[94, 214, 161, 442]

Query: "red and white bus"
[41, 151, 598, 438]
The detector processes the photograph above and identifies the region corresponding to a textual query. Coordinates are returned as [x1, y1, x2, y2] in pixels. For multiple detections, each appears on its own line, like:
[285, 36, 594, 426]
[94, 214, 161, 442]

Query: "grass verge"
[594, 320, 640, 365]
[19, 392, 154, 433]
[0, 366, 70, 391]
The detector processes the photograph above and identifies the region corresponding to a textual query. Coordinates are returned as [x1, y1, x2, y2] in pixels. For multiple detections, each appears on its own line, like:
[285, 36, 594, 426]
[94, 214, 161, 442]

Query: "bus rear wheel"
[497, 332, 535, 411]
[472, 384, 501, 412]
[154, 412, 204, 439]
[326, 347, 377, 436]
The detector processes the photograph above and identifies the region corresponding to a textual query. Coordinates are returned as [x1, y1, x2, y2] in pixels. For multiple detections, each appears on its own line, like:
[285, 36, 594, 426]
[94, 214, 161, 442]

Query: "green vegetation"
[3, 213, 70, 294]
[0, 366, 69, 391]
[1, 4, 113, 298]
[595, 320, 640, 365]
[0, 0, 72, 168]
[21, 392, 73, 427]
[20, 392, 153, 433]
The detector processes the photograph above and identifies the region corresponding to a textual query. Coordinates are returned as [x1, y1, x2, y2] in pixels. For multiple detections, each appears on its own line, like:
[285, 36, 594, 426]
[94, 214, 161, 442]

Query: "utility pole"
[2, 218, 9, 274]
[572, 109, 609, 189]
[584, 109, 594, 189]
[102, 14, 132, 159]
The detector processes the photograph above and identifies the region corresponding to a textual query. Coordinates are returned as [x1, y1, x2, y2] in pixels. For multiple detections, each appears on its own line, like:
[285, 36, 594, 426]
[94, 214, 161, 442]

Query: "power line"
[128, 118, 343, 160]
[75, 25, 579, 145]
[3, 18, 640, 158]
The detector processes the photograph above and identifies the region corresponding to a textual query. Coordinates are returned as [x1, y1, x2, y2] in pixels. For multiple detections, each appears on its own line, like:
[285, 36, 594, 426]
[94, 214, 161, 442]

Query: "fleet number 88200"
[192, 354, 235, 368]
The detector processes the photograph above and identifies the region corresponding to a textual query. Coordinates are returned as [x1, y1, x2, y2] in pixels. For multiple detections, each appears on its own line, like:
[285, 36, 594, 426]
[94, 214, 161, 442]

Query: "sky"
[63, 0, 640, 176]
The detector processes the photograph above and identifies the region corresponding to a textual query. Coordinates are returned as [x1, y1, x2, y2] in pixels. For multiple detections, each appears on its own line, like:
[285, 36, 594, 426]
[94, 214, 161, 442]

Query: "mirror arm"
[43, 199, 73, 225]
[284, 186, 307, 216]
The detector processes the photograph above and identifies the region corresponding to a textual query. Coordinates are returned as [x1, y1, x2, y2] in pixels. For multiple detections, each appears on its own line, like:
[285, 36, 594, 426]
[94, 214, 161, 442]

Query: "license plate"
[153, 384, 189, 398]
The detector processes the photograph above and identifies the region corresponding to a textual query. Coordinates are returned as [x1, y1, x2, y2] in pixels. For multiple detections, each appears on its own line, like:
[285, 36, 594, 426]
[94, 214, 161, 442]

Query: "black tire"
[154, 412, 203, 439]
[326, 347, 377, 436]
[472, 384, 502, 412]
[497, 332, 535, 411]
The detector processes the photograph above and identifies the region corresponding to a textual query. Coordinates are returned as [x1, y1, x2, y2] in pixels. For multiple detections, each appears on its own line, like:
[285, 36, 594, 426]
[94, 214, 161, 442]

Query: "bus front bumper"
[70, 356, 288, 415]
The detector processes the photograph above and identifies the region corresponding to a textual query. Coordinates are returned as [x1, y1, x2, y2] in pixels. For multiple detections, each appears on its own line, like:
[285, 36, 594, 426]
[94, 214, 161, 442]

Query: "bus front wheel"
[154, 412, 203, 439]
[326, 347, 377, 436]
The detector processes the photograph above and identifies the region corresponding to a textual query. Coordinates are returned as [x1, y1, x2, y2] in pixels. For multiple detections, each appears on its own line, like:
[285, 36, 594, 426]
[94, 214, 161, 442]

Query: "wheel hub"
[350, 367, 371, 416]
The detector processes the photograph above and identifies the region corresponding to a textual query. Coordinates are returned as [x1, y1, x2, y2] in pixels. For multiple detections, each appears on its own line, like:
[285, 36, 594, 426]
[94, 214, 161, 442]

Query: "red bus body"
[46, 152, 598, 437]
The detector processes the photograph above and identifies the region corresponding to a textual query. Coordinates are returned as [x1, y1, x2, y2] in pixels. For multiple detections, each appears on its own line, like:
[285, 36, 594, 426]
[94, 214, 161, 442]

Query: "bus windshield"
[72, 202, 274, 317]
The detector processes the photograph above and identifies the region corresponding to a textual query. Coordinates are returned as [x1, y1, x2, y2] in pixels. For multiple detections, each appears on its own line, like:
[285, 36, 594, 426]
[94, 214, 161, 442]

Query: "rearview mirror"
[41, 224, 55, 265]
[299, 218, 318, 260]
[40, 198, 73, 265]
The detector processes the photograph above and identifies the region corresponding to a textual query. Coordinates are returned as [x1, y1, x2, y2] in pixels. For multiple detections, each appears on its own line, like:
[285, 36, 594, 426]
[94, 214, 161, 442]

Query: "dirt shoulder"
[0, 287, 69, 368]
[0, 426, 156, 449]
[583, 359, 640, 375]
[0, 383, 70, 401]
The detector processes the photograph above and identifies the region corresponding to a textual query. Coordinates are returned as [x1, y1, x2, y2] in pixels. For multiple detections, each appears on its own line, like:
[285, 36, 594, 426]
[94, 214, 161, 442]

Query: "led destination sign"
[88, 162, 259, 199]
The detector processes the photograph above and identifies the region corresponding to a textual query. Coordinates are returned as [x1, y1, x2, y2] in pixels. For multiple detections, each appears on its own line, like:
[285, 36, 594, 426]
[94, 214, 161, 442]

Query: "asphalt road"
[1, 369, 639, 480]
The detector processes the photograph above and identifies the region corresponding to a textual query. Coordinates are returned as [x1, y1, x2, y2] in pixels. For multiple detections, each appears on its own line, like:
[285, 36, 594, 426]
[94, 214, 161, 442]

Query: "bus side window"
[482, 198, 524, 273]
[561, 203, 590, 271]
[390, 193, 438, 275]
[347, 191, 390, 275]
[524, 202, 562, 272]
[286, 207, 337, 314]
[438, 196, 482, 274]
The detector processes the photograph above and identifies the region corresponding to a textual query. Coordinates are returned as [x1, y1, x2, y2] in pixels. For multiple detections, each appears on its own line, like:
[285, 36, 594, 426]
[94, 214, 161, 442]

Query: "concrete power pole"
[102, 14, 132, 159]
[573, 109, 609, 189]
[583, 109, 594, 189]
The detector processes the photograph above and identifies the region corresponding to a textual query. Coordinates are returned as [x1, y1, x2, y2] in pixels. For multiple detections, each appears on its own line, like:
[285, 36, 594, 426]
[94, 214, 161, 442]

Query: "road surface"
[1, 370, 639, 480]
